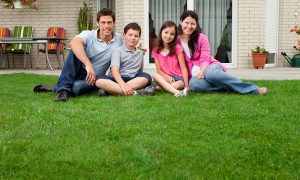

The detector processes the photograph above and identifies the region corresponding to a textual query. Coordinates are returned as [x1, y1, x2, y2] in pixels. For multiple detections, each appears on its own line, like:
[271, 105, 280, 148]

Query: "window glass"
[149, 0, 187, 63]
[149, 0, 232, 64]
[194, 0, 232, 63]
[97, 0, 115, 12]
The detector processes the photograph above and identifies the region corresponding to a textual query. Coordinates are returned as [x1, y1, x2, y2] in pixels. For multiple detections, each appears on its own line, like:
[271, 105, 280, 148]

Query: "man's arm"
[70, 37, 95, 85]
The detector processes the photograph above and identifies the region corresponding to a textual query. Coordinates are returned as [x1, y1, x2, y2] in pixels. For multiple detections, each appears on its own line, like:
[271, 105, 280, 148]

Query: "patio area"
[0, 67, 300, 80]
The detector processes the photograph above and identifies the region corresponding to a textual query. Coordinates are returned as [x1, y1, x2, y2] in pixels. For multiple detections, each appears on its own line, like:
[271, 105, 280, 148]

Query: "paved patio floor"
[0, 67, 300, 80]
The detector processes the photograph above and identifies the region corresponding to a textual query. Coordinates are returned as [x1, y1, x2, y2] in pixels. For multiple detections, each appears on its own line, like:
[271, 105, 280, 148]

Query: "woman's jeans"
[189, 64, 259, 94]
[53, 50, 98, 96]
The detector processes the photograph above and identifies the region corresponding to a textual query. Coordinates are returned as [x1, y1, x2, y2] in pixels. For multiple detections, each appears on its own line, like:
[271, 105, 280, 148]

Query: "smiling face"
[97, 15, 115, 38]
[180, 16, 197, 36]
[161, 26, 176, 46]
[123, 29, 140, 50]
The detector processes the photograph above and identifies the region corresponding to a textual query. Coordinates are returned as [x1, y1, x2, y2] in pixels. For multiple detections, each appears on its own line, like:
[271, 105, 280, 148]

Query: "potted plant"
[0, 0, 37, 10]
[251, 46, 268, 69]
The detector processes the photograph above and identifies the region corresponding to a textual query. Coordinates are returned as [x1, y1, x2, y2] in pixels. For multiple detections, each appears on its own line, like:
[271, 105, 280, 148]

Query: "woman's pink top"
[177, 33, 227, 77]
[152, 44, 184, 78]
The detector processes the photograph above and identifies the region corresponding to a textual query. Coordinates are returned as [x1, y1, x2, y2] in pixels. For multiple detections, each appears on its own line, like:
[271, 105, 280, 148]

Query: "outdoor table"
[0, 37, 67, 71]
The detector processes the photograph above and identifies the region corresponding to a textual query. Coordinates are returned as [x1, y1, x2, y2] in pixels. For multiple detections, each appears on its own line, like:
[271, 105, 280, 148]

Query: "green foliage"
[77, 1, 93, 33]
[0, 73, 299, 179]
[252, 46, 268, 54]
[0, 0, 38, 10]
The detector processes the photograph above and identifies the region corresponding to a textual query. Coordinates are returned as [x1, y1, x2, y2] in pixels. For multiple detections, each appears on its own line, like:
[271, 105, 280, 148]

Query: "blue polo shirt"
[76, 29, 123, 76]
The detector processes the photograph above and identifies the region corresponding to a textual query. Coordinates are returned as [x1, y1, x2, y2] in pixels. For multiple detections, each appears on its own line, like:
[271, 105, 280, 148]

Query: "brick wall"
[278, 0, 300, 67]
[237, 0, 266, 68]
[115, 0, 144, 45]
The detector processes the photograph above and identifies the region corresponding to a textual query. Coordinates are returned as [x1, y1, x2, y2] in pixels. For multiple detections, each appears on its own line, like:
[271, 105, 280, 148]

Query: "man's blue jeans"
[189, 64, 259, 94]
[54, 50, 97, 96]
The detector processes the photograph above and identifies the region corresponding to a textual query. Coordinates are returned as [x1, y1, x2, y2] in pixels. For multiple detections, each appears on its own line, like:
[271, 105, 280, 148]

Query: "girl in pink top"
[177, 10, 267, 95]
[152, 21, 189, 97]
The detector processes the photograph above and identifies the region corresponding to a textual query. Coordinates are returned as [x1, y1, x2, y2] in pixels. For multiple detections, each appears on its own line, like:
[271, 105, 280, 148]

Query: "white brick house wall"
[279, 0, 300, 67]
[0, 0, 299, 69]
[115, 0, 144, 44]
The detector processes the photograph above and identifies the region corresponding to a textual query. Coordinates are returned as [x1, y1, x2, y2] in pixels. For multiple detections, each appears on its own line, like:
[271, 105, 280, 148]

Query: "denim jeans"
[53, 50, 97, 96]
[189, 64, 259, 94]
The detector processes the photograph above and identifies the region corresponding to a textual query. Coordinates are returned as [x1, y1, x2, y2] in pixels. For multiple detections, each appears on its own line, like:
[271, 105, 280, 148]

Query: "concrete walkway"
[0, 67, 300, 80]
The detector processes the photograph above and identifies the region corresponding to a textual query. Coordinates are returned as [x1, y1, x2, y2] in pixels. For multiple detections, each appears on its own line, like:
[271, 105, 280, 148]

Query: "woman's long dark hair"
[156, 21, 178, 56]
[180, 10, 202, 58]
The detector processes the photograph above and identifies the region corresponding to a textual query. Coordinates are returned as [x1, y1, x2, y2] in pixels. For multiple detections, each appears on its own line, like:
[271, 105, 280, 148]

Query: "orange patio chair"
[39, 27, 66, 69]
[0, 28, 10, 68]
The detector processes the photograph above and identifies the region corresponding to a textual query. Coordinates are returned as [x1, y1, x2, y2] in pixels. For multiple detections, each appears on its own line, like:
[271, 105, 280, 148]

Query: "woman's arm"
[177, 53, 189, 88]
[195, 34, 211, 79]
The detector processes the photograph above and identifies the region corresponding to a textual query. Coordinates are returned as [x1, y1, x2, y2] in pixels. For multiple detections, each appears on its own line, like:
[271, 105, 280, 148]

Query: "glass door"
[193, 0, 232, 63]
[148, 0, 187, 63]
[148, 0, 233, 65]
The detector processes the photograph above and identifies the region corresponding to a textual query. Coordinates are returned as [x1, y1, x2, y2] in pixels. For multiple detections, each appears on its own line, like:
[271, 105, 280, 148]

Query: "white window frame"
[265, 0, 279, 67]
[144, 0, 237, 68]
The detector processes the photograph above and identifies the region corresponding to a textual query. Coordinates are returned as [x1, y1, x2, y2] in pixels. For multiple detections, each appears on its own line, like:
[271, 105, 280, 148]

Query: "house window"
[149, 0, 233, 64]
[97, 0, 115, 12]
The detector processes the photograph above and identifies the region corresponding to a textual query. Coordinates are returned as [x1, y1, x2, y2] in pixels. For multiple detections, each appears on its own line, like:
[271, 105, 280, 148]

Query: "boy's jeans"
[189, 64, 259, 94]
[53, 50, 97, 96]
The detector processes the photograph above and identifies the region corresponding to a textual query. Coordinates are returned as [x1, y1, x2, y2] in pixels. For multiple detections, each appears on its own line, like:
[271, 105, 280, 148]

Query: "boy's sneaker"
[175, 88, 188, 97]
[134, 86, 155, 96]
[98, 89, 108, 96]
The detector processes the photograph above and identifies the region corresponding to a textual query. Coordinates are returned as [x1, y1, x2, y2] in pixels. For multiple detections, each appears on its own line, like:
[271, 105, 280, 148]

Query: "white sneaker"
[175, 88, 188, 97]
[182, 88, 189, 96]
[175, 90, 183, 97]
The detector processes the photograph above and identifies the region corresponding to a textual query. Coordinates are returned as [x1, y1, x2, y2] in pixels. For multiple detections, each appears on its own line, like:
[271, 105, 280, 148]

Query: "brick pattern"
[278, 0, 300, 67]
[115, 0, 144, 45]
[237, 0, 266, 68]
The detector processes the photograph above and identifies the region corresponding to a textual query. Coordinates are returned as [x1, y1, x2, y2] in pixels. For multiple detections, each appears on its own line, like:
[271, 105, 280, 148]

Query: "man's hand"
[85, 64, 96, 85]
[120, 84, 134, 96]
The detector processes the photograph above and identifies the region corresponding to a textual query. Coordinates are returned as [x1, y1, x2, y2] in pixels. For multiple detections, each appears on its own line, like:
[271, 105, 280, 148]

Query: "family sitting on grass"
[33, 8, 268, 102]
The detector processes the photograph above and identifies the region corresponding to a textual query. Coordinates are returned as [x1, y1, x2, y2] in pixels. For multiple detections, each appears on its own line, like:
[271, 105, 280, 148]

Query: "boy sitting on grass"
[95, 22, 154, 96]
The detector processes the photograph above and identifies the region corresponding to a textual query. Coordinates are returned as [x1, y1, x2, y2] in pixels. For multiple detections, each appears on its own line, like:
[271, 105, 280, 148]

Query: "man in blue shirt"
[53, 8, 122, 102]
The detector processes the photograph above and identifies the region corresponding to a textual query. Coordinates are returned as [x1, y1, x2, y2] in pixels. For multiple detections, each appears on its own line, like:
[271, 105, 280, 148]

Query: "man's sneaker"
[33, 84, 54, 93]
[55, 90, 70, 102]
[134, 86, 155, 96]
[175, 88, 188, 97]
[98, 89, 108, 96]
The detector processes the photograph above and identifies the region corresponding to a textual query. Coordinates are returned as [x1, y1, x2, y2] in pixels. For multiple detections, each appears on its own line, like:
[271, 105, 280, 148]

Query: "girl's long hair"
[156, 21, 178, 56]
[180, 10, 202, 58]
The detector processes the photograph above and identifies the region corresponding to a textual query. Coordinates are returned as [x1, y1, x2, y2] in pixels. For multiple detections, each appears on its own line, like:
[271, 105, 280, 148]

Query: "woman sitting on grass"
[177, 10, 267, 95]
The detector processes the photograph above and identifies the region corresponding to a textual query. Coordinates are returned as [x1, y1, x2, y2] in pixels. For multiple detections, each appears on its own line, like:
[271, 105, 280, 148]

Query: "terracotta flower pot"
[252, 53, 267, 69]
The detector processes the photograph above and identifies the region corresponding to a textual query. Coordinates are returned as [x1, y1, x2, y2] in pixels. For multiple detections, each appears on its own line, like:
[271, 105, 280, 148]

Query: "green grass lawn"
[0, 73, 299, 179]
